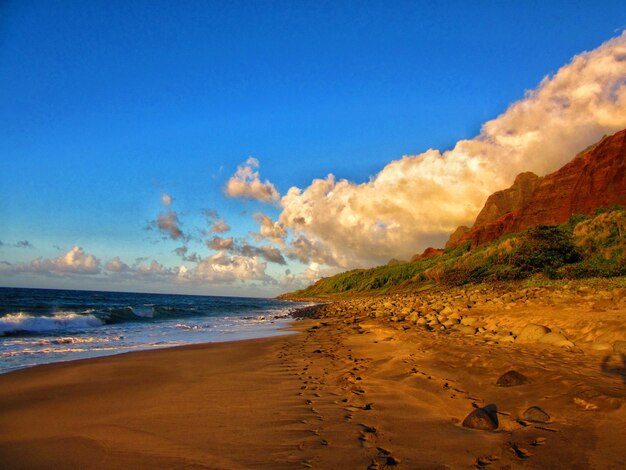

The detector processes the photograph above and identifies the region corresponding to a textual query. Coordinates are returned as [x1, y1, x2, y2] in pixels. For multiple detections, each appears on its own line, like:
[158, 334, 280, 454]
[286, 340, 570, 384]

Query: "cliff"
[448, 129, 626, 248]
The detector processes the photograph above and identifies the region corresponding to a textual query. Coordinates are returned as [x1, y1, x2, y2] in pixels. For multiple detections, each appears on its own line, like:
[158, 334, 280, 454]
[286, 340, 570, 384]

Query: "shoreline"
[1, 286, 625, 468]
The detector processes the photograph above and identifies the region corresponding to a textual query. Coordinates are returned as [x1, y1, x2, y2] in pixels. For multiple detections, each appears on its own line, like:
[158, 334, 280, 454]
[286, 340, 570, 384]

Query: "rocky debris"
[522, 406, 550, 423]
[496, 370, 530, 387]
[299, 279, 626, 351]
[462, 406, 498, 430]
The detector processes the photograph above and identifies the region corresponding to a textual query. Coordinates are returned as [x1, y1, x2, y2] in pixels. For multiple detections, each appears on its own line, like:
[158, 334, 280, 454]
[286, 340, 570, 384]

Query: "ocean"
[0, 287, 310, 374]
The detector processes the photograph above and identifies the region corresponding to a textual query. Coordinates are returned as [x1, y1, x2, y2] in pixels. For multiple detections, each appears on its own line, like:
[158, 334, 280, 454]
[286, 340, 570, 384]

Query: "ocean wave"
[0, 312, 104, 336]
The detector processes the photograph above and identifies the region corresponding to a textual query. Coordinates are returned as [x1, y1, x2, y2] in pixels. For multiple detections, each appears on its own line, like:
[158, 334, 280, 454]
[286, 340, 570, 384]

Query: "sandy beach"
[2, 282, 626, 469]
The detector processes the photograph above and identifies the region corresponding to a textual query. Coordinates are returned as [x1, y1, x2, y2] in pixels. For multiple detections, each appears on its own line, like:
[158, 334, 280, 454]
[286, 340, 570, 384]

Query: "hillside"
[283, 206, 625, 298]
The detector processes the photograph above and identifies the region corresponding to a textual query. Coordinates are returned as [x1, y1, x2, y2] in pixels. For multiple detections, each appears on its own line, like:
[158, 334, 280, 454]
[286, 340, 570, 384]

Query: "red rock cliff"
[447, 128, 626, 248]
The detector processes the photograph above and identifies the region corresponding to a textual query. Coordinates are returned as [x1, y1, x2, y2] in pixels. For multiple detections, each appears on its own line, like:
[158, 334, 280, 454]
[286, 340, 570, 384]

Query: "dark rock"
[522, 406, 550, 423]
[462, 407, 498, 430]
[496, 370, 530, 387]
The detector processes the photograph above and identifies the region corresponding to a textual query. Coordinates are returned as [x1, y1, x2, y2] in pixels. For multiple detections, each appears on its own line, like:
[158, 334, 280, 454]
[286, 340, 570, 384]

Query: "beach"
[1, 282, 626, 469]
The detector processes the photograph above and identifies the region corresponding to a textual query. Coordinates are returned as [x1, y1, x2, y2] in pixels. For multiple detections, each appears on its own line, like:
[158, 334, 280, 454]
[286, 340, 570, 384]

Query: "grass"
[286, 206, 626, 298]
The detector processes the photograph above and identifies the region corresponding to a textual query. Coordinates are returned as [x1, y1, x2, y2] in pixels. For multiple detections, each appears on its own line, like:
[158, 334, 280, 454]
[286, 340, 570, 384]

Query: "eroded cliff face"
[447, 128, 626, 249]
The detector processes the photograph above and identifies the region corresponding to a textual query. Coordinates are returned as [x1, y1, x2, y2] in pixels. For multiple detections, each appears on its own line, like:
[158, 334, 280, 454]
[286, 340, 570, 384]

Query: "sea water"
[0, 287, 310, 374]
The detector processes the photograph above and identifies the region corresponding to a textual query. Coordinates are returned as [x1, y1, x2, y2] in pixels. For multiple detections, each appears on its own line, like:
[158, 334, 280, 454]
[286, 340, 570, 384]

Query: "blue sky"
[1, 1, 626, 296]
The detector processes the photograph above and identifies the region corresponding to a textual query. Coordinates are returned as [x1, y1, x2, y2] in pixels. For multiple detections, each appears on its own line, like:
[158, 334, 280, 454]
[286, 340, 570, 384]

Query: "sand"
[1, 285, 626, 469]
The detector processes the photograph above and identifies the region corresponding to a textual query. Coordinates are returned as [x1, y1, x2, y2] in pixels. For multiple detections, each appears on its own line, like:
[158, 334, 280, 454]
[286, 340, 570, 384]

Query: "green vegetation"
[288, 206, 626, 298]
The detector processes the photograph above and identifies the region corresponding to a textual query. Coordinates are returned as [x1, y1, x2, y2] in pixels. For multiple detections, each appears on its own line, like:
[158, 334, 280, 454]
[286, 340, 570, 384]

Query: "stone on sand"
[462, 407, 498, 430]
[496, 370, 530, 387]
[523, 406, 550, 423]
[516, 323, 551, 343]
[538, 332, 574, 348]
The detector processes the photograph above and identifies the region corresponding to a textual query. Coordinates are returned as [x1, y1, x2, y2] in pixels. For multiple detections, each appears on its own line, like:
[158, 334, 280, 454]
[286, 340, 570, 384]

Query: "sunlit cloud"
[183, 252, 271, 284]
[105, 256, 131, 272]
[252, 212, 287, 243]
[204, 209, 231, 233]
[224, 157, 280, 203]
[9, 246, 102, 275]
[274, 32, 626, 268]
[207, 236, 234, 250]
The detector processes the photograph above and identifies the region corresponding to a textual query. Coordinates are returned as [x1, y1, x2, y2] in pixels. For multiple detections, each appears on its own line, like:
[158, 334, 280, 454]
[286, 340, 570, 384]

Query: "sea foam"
[0, 312, 104, 335]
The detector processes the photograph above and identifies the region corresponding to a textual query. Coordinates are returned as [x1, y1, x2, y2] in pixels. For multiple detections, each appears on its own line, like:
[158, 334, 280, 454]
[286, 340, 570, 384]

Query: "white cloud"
[161, 193, 172, 206]
[185, 252, 270, 283]
[29, 246, 101, 274]
[275, 33, 626, 268]
[224, 157, 280, 203]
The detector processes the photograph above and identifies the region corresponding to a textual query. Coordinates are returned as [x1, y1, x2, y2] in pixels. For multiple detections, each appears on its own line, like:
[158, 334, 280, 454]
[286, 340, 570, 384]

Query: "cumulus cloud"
[184, 252, 271, 283]
[224, 157, 280, 203]
[275, 33, 626, 268]
[204, 209, 231, 233]
[105, 256, 131, 272]
[161, 193, 173, 206]
[155, 211, 185, 240]
[206, 234, 286, 265]
[237, 243, 286, 265]
[29, 246, 101, 274]
[253, 212, 287, 243]
[207, 236, 234, 250]
[172, 246, 201, 263]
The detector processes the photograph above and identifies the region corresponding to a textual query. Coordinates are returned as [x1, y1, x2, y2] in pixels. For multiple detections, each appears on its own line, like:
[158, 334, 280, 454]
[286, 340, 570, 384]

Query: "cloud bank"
[267, 33, 626, 268]
[28, 246, 101, 275]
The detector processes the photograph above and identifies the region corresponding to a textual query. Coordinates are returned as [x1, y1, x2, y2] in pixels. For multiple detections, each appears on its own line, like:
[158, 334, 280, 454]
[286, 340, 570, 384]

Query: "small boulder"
[496, 370, 530, 387]
[462, 407, 498, 430]
[461, 317, 477, 326]
[517, 324, 551, 343]
[539, 332, 574, 348]
[522, 406, 550, 423]
[457, 325, 477, 335]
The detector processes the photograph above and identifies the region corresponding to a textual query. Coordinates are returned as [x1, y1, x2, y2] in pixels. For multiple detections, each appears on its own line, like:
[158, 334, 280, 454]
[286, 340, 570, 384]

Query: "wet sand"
[1, 290, 626, 469]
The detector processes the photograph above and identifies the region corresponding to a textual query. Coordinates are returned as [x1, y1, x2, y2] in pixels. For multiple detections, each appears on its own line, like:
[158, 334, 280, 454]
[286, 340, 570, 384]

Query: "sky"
[1, 1, 626, 297]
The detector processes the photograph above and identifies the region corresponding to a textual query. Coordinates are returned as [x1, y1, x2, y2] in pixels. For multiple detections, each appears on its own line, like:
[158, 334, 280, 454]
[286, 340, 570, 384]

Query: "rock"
[516, 324, 551, 343]
[496, 370, 530, 387]
[457, 325, 477, 335]
[416, 317, 428, 327]
[497, 334, 515, 343]
[538, 332, 574, 348]
[591, 342, 613, 351]
[614, 340, 626, 354]
[460, 317, 477, 326]
[462, 407, 498, 430]
[522, 406, 550, 423]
